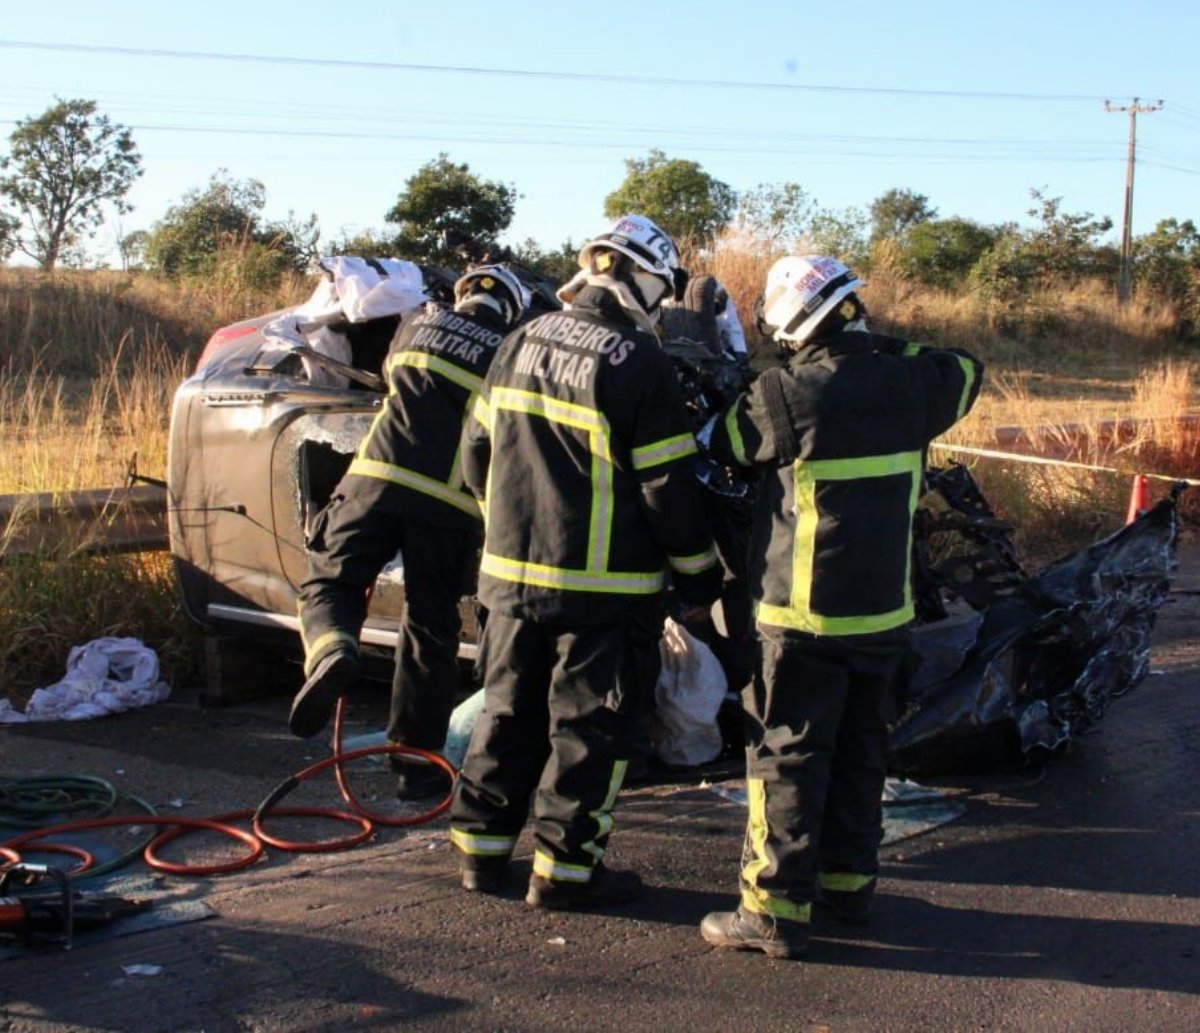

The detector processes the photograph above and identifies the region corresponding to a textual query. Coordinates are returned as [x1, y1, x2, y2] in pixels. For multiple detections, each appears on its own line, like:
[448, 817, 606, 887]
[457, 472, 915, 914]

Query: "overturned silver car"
[168, 257, 488, 671]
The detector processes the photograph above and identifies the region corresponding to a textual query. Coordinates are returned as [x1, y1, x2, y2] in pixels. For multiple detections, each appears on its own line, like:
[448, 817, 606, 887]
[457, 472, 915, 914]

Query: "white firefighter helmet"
[759, 255, 864, 344]
[578, 214, 686, 304]
[453, 263, 531, 326]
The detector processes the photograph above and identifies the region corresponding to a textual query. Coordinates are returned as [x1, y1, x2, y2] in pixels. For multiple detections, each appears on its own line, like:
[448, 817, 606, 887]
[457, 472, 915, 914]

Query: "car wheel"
[661, 274, 722, 355]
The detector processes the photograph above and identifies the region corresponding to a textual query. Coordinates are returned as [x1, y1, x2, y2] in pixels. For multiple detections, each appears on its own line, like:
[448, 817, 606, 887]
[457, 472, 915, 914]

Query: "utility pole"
[1105, 97, 1162, 305]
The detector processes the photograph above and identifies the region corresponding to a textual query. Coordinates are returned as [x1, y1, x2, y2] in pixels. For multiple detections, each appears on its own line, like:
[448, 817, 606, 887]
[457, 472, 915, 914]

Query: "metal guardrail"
[989, 415, 1200, 461]
[0, 485, 167, 560]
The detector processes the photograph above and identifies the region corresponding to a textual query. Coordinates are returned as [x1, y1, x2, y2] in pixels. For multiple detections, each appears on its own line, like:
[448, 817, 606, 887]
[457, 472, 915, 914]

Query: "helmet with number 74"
[758, 255, 866, 345]
[577, 214, 688, 313]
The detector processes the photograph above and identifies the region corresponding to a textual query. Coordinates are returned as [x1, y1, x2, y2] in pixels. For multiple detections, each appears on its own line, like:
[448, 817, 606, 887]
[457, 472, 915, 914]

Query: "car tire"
[661, 274, 722, 355]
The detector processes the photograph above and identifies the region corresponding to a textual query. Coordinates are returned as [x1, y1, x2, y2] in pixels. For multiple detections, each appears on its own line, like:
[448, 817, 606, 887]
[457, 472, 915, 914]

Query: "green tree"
[322, 227, 395, 260]
[0, 98, 142, 270]
[0, 210, 17, 263]
[735, 182, 816, 245]
[118, 228, 150, 271]
[511, 237, 579, 285]
[869, 188, 937, 243]
[968, 191, 1117, 307]
[1023, 188, 1114, 282]
[806, 206, 870, 267]
[968, 229, 1039, 307]
[897, 217, 998, 288]
[1133, 218, 1200, 295]
[604, 149, 736, 244]
[146, 172, 265, 276]
[385, 154, 517, 267]
[1134, 218, 1200, 331]
[270, 209, 321, 269]
[145, 171, 317, 277]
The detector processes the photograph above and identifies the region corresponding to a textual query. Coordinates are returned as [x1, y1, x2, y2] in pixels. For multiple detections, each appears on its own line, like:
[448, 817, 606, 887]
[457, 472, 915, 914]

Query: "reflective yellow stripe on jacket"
[348, 351, 482, 518]
[631, 432, 697, 471]
[479, 386, 682, 596]
[389, 350, 485, 395]
[903, 342, 979, 420]
[755, 450, 923, 636]
[668, 547, 720, 576]
[346, 458, 481, 517]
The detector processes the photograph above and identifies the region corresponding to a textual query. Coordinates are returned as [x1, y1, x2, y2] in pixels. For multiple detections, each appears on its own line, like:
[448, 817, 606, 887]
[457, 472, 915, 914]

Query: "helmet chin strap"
[457, 292, 509, 324]
[779, 314, 870, 350]
[630, 268, 670, 313]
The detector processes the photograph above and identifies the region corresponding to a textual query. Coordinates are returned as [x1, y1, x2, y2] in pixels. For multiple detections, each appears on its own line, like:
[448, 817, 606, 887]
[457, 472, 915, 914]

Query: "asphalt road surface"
[2, 552, 1198, 1032]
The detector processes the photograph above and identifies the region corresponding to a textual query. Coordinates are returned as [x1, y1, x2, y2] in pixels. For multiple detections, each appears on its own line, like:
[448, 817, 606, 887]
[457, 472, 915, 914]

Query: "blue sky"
[2, 1, 1198, 266]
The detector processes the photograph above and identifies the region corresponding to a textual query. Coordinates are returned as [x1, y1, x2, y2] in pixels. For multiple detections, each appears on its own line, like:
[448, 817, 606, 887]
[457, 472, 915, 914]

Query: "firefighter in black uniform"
[289, 264, 531, 798]
[449, 215, 723, 908]
[697, 255, 984, 958]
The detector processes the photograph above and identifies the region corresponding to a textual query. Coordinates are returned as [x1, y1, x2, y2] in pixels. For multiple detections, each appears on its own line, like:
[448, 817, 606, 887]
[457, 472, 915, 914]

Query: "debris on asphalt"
[890, 468, 1183, 774]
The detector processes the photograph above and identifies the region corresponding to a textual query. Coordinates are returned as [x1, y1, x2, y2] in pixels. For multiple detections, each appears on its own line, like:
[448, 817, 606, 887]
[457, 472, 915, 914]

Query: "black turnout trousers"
[738, 623, 910, 921]
[450, 610, 660, 880]
[298, 486, 480, 751]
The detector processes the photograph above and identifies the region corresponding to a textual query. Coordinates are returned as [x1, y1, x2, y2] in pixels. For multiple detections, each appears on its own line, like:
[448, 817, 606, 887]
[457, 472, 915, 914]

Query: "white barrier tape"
[931, 441, 1200, 488]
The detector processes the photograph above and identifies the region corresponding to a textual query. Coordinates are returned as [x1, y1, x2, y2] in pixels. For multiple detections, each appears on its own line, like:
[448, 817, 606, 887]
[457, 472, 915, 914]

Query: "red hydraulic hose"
[1, 697, 459, 877]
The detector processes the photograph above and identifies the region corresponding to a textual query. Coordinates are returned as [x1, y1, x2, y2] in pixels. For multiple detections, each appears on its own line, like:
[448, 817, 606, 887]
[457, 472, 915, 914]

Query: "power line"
[0, 93, 1122, 155]
[0, 96, 1121, 150]
[1143, 160, 1200, 177]
[0, 38, 1121, 103]
[0, 115, 1127, 165]
[1157, 113, 1200, 137]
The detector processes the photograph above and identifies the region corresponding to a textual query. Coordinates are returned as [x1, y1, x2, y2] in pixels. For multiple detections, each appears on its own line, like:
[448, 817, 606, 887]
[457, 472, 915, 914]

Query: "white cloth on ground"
[0, 637, 170, 723]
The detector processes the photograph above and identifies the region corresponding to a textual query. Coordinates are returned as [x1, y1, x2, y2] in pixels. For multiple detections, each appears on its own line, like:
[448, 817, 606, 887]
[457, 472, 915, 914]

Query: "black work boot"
[525, 864, 642, 910]
[288, 648, 359, 738]
[700, 907, 808, 960]
[394, 761, 450, 801]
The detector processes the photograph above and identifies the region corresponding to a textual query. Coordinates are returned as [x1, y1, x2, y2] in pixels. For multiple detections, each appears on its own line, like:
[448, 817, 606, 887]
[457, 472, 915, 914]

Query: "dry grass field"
[1, 252, 1196, 704]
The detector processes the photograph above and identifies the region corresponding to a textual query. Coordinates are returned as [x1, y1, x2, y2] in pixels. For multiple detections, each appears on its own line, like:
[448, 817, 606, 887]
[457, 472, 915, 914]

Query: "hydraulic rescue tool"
[0, 862, 153, 950]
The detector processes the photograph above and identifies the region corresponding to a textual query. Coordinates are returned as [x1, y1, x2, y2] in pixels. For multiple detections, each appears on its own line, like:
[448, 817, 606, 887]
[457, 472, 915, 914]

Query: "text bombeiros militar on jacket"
[511, 311, 640, 389]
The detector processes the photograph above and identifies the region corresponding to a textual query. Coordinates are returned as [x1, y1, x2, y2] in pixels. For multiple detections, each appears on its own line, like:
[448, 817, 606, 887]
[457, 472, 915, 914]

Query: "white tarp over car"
[261, 256, 429, 384]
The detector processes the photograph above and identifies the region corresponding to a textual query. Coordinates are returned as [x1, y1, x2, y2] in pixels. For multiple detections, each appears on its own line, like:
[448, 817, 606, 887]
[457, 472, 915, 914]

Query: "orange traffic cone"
[1125, 473, 1149, 525]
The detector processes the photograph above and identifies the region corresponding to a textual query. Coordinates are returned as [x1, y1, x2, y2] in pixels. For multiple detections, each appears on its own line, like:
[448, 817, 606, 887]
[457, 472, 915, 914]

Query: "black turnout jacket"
[706, 330, 984, 637]
[463, 286, 721, 624]
[346, 302, 509, 530]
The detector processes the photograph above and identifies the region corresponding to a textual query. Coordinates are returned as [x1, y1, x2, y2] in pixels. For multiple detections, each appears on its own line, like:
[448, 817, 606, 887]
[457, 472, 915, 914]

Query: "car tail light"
[196, 324, 259, 371]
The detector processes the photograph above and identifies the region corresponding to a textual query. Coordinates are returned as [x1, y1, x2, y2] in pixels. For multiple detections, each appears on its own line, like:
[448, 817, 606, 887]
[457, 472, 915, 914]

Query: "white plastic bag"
[651, 618, 728, 767]
[716, 290, 748, 356]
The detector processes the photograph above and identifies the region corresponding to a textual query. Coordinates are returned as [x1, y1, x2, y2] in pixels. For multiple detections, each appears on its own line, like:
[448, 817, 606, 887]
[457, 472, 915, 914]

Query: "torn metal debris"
[889, 465, 1183, 774]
